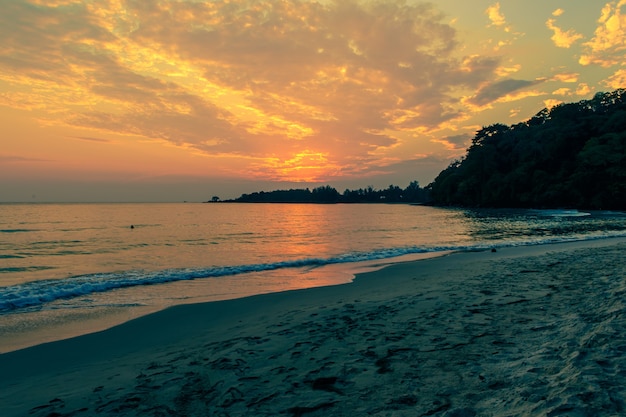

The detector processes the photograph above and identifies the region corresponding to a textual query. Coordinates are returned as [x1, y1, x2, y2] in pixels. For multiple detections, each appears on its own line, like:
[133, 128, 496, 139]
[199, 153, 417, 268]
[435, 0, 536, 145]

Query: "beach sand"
[2, 238, 626, 416]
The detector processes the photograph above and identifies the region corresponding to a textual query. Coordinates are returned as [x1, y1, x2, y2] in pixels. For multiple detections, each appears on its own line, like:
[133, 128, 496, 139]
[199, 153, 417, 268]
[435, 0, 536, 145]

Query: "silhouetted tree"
[312, 185, 340, 203]
[226, 182, 430, 204]
[427, 89, 626, 210]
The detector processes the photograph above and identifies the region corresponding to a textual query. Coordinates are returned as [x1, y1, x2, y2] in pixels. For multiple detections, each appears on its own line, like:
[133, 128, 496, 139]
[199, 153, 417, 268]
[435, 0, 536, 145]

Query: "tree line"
[214, 181, 429, 204]
[427, 89, 626, 210]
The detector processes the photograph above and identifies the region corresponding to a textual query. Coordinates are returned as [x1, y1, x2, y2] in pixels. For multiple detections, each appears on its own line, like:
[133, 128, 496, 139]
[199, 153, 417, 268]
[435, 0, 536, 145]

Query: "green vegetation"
[222, 181, 429, 204]
[428, 89, 626, 210]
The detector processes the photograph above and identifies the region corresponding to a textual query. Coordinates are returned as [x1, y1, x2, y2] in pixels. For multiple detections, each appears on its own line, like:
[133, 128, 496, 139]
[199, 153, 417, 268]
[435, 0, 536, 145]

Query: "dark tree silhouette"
[221, 182, 430, 204]
[427, 89, 626, 210]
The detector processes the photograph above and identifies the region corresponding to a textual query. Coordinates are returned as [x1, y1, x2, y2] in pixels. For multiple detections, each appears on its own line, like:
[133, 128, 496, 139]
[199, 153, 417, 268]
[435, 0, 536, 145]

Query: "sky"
[1, 0, 625, 202]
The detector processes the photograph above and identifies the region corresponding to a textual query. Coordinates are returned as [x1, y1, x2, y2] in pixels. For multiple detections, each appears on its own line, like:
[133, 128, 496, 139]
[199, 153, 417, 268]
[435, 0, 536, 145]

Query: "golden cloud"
[486, 2, 507, 27]
[0, 0, 506, 182]
[552, 88, 571, 96]
[580, 0, 626, 67]
[255, 150, 341, 182]
[495, 64, 521, 77]
[483, 3, 524, 52]
[604, 69, 626, 89]
[546, 18, 584, 48]
[551, 72, 579, 83]
[468, 79, 545, 106]
[543, 98, 563, 109]
[576, 83, 592, 96]
[497, 89, 545, 104]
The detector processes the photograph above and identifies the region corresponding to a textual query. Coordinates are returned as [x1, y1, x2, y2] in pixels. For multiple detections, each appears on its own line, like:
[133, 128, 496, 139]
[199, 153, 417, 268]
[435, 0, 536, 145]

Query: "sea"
[1, 203, 626, 352]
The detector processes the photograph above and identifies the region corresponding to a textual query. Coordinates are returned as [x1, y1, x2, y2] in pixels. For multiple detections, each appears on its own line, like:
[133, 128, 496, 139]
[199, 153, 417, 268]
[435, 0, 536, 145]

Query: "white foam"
[2, 232, 626, 314]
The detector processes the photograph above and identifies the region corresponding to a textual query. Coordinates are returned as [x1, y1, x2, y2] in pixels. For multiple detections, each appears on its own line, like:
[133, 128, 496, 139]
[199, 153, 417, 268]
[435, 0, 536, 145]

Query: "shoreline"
[0, 251, 443, 354]
[2, 237, 626, 416]
[2, 234, 623, 355]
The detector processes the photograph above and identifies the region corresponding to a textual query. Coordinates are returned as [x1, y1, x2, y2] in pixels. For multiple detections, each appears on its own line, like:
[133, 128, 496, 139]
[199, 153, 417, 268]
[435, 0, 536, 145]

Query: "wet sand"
[2, 238, 626, 416]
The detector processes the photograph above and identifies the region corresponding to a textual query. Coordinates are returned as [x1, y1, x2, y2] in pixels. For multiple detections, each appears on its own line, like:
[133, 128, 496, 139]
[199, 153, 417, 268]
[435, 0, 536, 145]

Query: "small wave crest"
[1, 233, 625, 313]
[532, 209, 592, 217]
[0, 245, 458, 313]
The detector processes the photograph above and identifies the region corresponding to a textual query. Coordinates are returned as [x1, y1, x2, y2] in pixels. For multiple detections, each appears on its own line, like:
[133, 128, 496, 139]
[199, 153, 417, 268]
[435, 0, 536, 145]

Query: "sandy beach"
[2, 238, 626, 416]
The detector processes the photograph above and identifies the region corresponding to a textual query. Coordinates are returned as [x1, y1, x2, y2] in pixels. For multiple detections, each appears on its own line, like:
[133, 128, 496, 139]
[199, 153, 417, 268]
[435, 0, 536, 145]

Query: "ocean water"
[1, 203, 626, 352]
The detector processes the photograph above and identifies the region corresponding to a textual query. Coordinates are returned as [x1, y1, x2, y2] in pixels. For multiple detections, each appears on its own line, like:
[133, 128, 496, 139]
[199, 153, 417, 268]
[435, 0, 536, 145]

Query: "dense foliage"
[222, 181, 429, 204]
[428, 89, 626, 210]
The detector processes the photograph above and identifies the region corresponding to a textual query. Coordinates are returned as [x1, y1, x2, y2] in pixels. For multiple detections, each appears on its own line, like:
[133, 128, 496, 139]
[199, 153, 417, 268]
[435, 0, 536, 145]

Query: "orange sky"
[1, 0, 625, 202]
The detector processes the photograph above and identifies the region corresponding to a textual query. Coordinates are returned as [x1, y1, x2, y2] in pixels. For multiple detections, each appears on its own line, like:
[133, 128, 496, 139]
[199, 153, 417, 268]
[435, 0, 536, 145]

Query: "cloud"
[0, 154, 50, 163]
[604, 69, 626, 89]
[70, 136, 111, 143]
[550, 84, 593, 99]
[0, 0, 502, 182]
[543, 99, 563, 109]
[434, 134, 472, 150]
[486, 3, 507, 27]
[546, 18, 584, 48]
[580, 0, 626, 67]
[551, 72, 579, 83]
[347, 155, 453, 186]
[552, 88, 572, 96]
[468, 79, 545, 106]
[495, 64, 521, 77]
[508, 108, 521, 118]
[576, 83, 592, 96]
[483, 2, 523, 51]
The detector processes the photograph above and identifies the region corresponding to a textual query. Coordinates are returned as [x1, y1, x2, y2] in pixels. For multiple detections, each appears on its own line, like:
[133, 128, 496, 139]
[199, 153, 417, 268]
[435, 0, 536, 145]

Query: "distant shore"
[2, 237, 626, 416]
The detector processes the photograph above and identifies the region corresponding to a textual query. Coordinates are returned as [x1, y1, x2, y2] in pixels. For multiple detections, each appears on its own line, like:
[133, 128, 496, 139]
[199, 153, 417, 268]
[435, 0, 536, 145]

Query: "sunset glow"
[1, 0, 625, 201]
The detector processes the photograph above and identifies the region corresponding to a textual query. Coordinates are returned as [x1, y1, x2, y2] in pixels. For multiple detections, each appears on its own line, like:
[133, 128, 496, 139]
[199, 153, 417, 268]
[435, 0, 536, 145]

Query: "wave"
[1, 233, 625, 314]
[531, 209, 591, 217]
